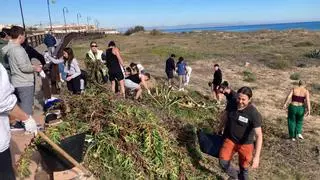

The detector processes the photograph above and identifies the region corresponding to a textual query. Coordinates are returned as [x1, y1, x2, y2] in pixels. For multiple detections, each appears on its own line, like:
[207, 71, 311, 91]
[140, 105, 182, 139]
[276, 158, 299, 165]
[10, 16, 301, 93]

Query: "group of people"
[0, 24, 314, 179]
[83, 41, 151, 99]
[165, 54, 192, 91]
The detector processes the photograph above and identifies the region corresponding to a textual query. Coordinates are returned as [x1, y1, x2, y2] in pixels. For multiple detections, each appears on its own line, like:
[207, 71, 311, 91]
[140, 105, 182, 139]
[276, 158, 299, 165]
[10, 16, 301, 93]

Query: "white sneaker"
[292, 138, 296, 141]
[297, 134, 304, 139]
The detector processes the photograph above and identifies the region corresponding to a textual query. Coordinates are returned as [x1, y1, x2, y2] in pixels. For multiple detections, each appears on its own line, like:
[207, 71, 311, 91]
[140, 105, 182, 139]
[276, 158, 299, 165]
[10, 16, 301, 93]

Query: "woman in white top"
[45, 47, 82, 94]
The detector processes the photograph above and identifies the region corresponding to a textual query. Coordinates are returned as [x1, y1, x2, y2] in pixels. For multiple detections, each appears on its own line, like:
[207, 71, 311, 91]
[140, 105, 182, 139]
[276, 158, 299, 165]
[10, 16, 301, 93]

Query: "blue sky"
[0, 0, 319, 29]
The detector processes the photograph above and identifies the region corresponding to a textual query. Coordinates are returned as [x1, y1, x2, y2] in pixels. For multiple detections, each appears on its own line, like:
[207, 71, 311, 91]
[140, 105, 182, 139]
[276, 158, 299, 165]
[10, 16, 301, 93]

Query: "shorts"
[124, 79, 140, 90]
[14, 86, 34, 115]
[166, 71, 173, 79]
[0, 148, 16, 180]
[219, 138, 254, 168]
[109, 71, 124, 81]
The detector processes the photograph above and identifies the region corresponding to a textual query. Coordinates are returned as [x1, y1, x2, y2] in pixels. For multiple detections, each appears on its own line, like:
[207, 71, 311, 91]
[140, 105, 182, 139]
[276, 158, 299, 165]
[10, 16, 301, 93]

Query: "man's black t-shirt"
[224, 104, 262, 144]
[165, 57, 175, 72]
[213, 69, 222, 85]
[225, 90, 238, 112]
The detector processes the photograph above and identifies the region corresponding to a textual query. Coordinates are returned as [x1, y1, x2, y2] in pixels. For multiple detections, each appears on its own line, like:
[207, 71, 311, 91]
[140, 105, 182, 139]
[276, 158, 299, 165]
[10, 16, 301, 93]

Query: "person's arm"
[252, 127, 263, 169]
[113, 48, 124, 67]
[8, 105, 29, 122]
[171, 59, 175, 70]
[140, 76, 150, 93]
[69, 59, 81, 79]
[46, 55, 64, 64]
[283, 89, 293, 109]
[305, 90, 311, 116]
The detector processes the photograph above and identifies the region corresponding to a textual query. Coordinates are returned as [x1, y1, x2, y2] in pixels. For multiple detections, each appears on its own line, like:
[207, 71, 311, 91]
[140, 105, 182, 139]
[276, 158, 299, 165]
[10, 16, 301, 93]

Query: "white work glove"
[39, 70, 46, 78]
[147, 89, 151, 95]
[24, 116, 38, 135]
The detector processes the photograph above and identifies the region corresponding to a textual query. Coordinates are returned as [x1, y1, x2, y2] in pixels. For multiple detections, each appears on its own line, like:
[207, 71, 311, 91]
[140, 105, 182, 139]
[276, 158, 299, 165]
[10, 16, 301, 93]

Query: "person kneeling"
[125, 73, 151, 100]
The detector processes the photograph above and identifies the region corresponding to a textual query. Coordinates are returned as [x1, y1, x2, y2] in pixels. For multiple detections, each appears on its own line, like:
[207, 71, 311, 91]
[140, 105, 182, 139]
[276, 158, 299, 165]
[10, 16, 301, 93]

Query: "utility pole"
[87, 16, 91, 31]
[77, 13, 81, 31]
[18, 0, 26, 30]
[63, 7, 68, 33]
[47, 0, 53, 31]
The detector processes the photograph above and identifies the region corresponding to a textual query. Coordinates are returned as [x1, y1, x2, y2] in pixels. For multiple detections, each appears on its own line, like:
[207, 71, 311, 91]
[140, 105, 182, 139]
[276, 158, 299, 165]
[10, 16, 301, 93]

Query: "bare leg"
[179, 75, 183, 89]
[111, 80, 115, 93]
[135, 86, 142, 99]
[119, 79, 125, 98]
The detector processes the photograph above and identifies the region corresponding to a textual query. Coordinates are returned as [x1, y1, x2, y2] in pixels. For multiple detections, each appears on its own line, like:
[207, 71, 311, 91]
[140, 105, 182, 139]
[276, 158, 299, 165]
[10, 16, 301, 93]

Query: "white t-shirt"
[137, 64, 144, 73]
[0, 64, 17, 152]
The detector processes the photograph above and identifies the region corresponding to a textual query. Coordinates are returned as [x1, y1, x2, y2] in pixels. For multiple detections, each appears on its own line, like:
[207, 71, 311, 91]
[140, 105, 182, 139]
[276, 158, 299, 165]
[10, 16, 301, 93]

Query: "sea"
[160, 21, 320, 33]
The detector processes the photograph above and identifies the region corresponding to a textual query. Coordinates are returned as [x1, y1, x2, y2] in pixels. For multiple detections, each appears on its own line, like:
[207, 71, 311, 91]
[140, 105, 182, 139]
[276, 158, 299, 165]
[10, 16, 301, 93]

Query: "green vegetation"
[289, 72, 301, 80]
[267, 58, 290, 69]
[124, 25, 145, 36]
[305, 49, 320, 59]
[243, 70, 256, 82]
[27, 84, 221, 179]
[151, 45, 205, 59]
[150, 29, 163, 36]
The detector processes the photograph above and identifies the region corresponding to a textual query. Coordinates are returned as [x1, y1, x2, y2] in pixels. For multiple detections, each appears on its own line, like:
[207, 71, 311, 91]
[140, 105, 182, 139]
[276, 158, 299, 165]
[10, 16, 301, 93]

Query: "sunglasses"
[91, 45, 98, 47]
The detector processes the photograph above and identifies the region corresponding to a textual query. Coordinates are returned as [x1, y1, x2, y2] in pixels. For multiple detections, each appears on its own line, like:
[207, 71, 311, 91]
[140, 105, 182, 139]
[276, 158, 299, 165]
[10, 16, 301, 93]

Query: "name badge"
[238, 116, 248, 123]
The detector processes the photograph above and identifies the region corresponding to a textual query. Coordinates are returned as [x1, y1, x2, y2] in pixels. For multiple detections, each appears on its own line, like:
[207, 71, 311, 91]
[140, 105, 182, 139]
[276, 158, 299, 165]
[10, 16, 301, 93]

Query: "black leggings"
[67, 75, 81, 94]
[0, 148, 16, 180]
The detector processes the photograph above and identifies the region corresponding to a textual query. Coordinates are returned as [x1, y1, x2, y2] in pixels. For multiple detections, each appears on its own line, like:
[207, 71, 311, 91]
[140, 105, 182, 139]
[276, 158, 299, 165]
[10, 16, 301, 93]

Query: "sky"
[0, 0, 319, 29]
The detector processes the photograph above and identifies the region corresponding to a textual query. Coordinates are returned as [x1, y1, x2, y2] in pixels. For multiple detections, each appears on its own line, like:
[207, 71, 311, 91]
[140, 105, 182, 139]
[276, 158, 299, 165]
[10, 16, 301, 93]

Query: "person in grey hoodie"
[2, 26, 42, 117]
[0, 63, 37, 179]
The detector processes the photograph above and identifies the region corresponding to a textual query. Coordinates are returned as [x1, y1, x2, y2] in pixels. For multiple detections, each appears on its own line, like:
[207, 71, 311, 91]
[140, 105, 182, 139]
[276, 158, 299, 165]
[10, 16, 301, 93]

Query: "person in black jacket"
[212, 64, 222, 101]
[165, 54, 176, 87]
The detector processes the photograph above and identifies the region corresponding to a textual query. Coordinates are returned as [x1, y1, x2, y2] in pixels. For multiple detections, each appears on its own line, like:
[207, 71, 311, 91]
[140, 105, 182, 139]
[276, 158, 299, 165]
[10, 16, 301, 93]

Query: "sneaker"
[292, 138, 296, 141]
[10, 121, 25, 131]
[297, 134, 304, 139]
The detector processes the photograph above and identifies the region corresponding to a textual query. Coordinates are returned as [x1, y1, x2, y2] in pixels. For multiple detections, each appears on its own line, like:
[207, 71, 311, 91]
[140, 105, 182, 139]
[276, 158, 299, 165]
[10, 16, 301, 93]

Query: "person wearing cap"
[43, 31, 57, 55]
[165, 54, 176, 87]
[283, 80, 311, 141]
[219, 86, 263, 180]
[0, 63, 37, 180]
[212, 64, 222, 101]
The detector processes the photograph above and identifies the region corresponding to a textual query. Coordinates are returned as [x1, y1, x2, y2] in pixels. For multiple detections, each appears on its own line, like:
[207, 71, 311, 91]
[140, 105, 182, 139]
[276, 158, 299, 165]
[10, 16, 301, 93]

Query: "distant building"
[45, 24, 97, 33]
[102, 29, 120, 34]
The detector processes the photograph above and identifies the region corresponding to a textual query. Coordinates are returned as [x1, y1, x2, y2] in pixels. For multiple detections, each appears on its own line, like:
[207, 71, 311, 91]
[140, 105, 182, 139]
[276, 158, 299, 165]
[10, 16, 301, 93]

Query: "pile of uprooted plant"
[23, 82, 224, 179]
[17, 80, 320, 179]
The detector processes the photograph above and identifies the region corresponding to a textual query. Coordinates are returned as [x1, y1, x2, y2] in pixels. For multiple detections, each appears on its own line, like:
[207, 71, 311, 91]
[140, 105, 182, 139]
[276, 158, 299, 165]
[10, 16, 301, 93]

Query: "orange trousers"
[219, 138, 254, 168]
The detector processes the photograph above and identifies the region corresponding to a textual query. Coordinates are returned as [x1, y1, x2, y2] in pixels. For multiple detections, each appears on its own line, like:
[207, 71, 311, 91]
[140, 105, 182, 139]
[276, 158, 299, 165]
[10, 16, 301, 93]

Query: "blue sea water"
[161, 21, 320, 33]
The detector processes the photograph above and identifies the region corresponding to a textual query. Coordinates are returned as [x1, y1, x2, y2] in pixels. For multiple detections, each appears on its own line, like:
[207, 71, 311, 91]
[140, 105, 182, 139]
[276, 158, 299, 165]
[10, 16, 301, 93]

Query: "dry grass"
[70, 30, 320, 179]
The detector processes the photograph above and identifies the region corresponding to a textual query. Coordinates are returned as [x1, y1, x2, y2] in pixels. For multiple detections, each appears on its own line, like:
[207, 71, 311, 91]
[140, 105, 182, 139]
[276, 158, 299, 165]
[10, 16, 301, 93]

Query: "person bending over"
[124, 73, 151, 100]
